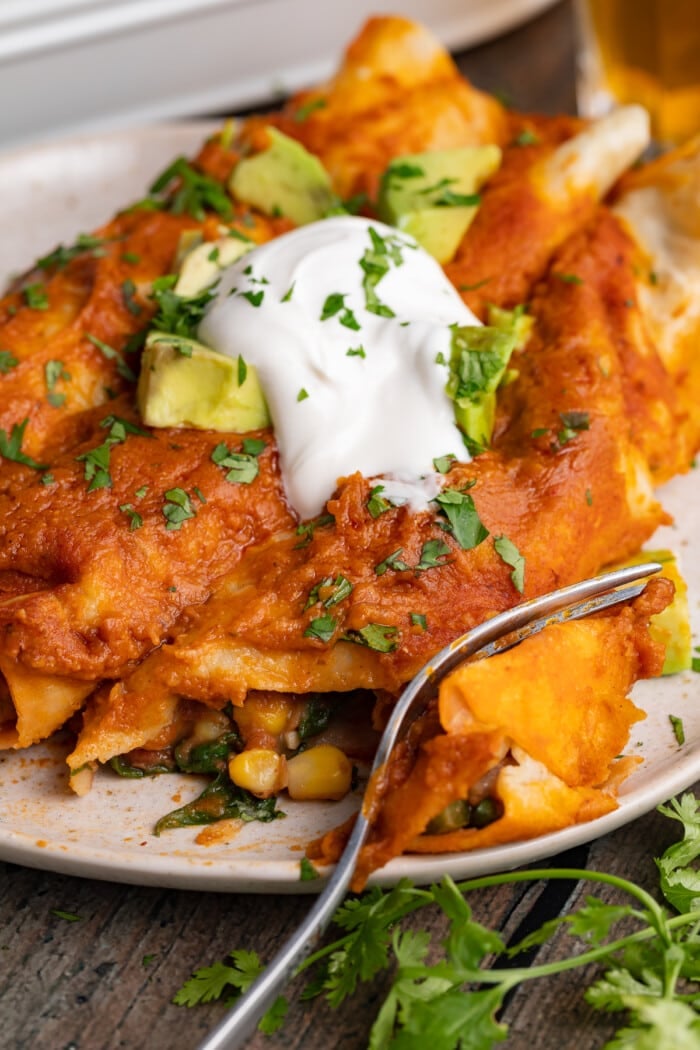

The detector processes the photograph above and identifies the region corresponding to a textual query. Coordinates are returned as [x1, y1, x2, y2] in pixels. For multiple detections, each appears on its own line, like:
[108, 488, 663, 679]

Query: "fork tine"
[197, 561, 662, 1050]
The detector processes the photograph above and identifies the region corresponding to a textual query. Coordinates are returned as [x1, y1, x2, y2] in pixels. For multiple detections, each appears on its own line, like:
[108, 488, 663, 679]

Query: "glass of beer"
[575, 0, 700, 143]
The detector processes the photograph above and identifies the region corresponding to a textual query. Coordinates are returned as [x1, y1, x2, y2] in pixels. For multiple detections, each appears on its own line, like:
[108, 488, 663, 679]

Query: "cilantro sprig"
[144, 156, 232, 221]
[175, 793, 700, 1045]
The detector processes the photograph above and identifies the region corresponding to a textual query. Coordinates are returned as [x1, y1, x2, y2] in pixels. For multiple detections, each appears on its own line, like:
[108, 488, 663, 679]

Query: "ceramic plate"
[0, 127, 698, 893]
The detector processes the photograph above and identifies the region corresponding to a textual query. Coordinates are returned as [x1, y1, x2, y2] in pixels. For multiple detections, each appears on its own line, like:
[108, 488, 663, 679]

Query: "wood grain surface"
[1, 3, 695, 1049]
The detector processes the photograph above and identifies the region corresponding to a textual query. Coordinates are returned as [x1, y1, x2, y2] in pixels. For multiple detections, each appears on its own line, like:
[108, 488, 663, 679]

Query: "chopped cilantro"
[135, 484, 148, 499]
[558, 410, 590, 446]
[121, 278, 142, 316]
[304, 614, 337, 643]
[241, 289, 264, 307]
[300, 857, 321, 881]
[346, 346, 366, 358]
[433, 488, 489, 550]
[383, 161, 426, 181]
[147, 156, 232, 221]
[459, 278, 492, 292]
[359, 227, 405, 318]
[375, 549, 410, 576]
[670, 715, 686, 746]
[76, 415, 150, 491]
[24, 283, 49, 310]
[294, 513, 335, 548]
[294, 97, 327, 123]
[237, 355, 247, 386]
[513, 129, 540, 146]
[433, 188, 480, 208]
[304, 574, 353, 610]
[416, 539, 452, 572]
[50, 910, 82, 922]
[40, 473, 55, 486]
[433, 454, 456, 474]
[211, 441, 262, 484]
[367, 484, 391, 518]
[150, 276, 216, 340]
[122, 251, 140, 265]
[410, 612, 428, 630]
[342, 623, 399, 653]
[281, 282, 295, 303]
[44, 359, 71, 407]
[297, 388, 309, 402]
[0, 419, 47, 470]
[86, 333, 136, 381]
[119, 503, 144, 530]
[37, 234, 107, 270]
[556, 272, 584, 285]
[320, 292, 360, 330]
[162, 488, 196, 530]
[493, 534, 525, 593]
[0, 349, 18, 373]
[585, 488, 593, 506]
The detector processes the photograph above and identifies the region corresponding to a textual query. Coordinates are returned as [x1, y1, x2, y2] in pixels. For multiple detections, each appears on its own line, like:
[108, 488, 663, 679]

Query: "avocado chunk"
[137, 333, 269, 432]
[619, 549, 692, 674]
[175, 234, 253, 298]
[446, 303, 534, 453]
[229, 127, 339, 226]
[378, 145, 501, 263]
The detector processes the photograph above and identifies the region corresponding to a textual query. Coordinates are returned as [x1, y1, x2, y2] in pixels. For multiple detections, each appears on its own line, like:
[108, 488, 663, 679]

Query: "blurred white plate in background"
[0, 0, 557, 150]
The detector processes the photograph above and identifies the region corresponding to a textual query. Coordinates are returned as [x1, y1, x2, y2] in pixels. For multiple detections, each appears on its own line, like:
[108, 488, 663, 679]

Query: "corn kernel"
[228, 748, 287, 798]
[235, 695, 295, 739]
[286, 744, 352, 801]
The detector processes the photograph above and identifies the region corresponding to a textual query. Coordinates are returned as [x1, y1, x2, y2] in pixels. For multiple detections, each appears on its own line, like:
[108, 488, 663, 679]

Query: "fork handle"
[197, 812, 369, 1050]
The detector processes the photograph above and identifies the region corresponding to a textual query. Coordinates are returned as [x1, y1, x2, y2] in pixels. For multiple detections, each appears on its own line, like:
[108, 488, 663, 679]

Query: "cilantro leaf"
[304, 613, 337, 643]
[300, 857, 320, 882]
[211, 442, 261, 485]
[493, 534, 525, 593]
[0, 419, 48, 470]
[416, 539, 452, 571]
[0, 349, 18, 373]
[375, 549, 410, 576]
[162, 488, 196, 530]
[367, 484, 392, 518]
[434, 489, 489, 551]
[657, 794, 700, 913]
[603, 997, 700, 1050]
[342, 623, 399, 653]
[23, 283, 49, 310]
[150, 276, 217, 340]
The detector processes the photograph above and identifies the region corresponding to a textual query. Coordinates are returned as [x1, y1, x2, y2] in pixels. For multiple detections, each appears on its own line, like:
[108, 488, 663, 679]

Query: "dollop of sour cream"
[199, 216, 480, 520]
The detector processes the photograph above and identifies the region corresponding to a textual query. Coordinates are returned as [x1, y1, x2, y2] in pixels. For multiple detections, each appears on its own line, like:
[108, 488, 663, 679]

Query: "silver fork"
[197, 560, 662, 1050]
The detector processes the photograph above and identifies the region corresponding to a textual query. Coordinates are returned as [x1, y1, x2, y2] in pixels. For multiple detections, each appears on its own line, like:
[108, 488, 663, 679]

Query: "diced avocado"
[229, 127, 339, 226]
[174, 229, 204, 269]
[175, 235, 253, 298]
[378, 145, 501, 263]
[137, 333, 269, 432]
[619, 549, 692, 674]
[447, 325, 518, 452]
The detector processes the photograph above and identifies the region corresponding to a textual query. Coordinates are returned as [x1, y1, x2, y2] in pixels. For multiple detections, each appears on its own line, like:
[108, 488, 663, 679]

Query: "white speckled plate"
[0, 127, 698, 893]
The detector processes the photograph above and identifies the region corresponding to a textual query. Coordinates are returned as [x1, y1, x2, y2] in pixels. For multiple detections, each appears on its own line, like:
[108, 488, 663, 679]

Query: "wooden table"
[1, 3, 694, 1048]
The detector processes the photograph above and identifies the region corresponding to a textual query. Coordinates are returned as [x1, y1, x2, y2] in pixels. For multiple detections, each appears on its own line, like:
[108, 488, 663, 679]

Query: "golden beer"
[577, 0, 700, 142]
